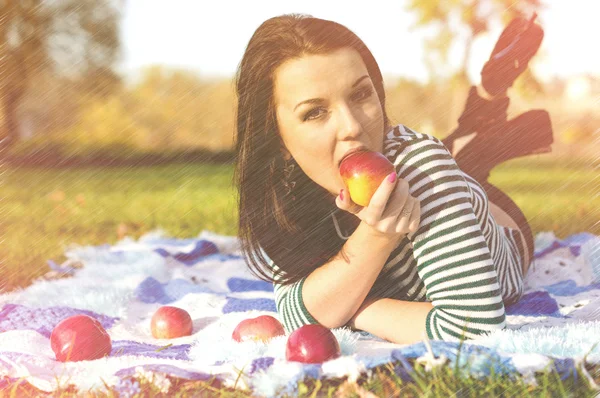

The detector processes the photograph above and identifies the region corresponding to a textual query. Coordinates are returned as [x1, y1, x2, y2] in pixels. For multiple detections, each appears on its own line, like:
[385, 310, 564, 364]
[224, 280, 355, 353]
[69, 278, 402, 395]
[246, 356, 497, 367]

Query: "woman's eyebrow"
[293, 75, 371, 111]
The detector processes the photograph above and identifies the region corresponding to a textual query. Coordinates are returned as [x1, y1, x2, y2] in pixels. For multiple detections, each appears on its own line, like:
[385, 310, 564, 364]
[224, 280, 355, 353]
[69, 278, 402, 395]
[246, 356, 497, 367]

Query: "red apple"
[50, 314, 112, 362]
[151, 306, 193, 339]
[232, 315, 285, 343]
[339, 150, 395, 207]
[285, 324, 341, 363]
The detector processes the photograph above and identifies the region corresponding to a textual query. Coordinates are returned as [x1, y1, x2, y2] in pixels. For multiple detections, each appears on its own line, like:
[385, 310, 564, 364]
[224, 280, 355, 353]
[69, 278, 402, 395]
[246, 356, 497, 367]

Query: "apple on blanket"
[50, 315, 112, 362]
[151, 306, 194, 339]
[231, 315, 285, 343]
[232, 315, 341, 364]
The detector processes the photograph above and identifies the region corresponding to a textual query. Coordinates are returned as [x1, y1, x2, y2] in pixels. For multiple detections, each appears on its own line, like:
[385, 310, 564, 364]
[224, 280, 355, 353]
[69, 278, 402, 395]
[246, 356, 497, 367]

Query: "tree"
[0, 0, 122, 153]
[405, 0, 547, 134]
[406, 0, 545, 86]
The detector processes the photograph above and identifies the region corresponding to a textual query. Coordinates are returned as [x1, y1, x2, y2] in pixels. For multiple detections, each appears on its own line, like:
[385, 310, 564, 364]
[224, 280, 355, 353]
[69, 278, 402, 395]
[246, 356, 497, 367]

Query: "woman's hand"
[336, 171, 421, 239]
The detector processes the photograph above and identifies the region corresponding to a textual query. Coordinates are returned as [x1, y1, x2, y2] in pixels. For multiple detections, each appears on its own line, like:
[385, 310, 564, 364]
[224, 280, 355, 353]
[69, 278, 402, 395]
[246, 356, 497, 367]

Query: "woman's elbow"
[486, 311, 507, 333]
[288, 311, 347, 332]
[276, 300, 338, 334]
[433, 309, 506, 341]
[466, 311, 507, 340]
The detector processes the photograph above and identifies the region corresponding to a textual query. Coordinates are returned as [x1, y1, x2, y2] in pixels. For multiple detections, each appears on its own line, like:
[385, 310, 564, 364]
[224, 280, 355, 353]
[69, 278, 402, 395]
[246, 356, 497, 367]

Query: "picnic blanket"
[1, 229, 599, 396]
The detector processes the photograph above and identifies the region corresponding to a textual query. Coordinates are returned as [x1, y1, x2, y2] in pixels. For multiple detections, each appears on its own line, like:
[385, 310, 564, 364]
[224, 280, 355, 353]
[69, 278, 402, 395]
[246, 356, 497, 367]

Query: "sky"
[120, 0, 600, 85]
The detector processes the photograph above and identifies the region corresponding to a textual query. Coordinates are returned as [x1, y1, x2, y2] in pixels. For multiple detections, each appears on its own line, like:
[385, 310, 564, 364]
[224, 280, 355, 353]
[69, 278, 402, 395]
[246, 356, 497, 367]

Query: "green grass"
[2, 157, 599, 292]
[1, 157, 599, 395]
[489, 157, 600, 236]
[1, 163, 238, 291]
[4, 355, 600, 396]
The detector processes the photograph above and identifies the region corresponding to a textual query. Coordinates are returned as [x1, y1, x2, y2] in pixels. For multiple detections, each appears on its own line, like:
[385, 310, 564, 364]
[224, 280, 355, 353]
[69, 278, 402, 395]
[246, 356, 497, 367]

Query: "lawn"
[1, 157, 600, 395]
[1, 163, 237, 292]
[1, 157, 599, 292]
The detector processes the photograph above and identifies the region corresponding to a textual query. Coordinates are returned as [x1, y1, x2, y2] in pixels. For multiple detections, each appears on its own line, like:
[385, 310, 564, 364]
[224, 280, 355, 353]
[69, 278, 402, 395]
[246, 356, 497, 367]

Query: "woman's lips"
[339, 146, 368, 167]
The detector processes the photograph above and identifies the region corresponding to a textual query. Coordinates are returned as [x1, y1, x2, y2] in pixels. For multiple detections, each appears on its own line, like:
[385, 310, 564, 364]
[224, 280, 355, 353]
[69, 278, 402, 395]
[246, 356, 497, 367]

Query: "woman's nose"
[337, 105, 362, 139]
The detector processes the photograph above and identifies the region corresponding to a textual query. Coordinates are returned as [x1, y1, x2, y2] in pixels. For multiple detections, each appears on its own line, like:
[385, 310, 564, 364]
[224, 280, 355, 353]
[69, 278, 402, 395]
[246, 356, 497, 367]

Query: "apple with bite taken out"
[50, 314, 112, 362]
[339, 150, 395, 207]
[151, 306, 193, 339]
[285, 324, 341, 363]
[232, 315, 285, 343]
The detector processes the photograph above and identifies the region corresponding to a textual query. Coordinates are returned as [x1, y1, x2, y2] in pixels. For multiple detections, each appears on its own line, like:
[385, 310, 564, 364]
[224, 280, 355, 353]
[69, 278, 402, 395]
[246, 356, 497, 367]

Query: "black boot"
[481, 13, 544, 96]
[443, 13, 544, 155]
[442, 86, 509, 155]
[453, 109, 554, 185]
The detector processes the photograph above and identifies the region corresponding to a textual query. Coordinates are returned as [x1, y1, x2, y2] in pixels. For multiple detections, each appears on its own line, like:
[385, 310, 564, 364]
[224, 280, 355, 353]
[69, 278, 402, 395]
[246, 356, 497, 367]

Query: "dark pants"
[479, 180, 534, 267]
[445, 109, 552, 268]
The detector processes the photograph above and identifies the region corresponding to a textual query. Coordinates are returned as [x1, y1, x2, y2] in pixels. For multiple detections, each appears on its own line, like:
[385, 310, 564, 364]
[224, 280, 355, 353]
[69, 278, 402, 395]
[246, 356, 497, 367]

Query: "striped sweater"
[267, 124, 526, 341]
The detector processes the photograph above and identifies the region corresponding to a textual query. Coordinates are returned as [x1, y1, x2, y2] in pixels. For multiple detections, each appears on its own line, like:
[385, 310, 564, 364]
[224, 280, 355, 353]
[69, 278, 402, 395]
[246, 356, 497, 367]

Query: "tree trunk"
[0, 89, 22, 154]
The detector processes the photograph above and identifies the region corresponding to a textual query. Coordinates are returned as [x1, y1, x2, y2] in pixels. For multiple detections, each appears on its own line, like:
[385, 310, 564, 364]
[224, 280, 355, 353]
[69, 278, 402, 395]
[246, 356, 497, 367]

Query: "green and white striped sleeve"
[385, 125, 506, 341]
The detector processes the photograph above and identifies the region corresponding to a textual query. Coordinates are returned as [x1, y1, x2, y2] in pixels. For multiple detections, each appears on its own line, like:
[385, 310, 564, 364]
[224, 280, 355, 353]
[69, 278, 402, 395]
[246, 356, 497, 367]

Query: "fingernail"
[387, 172, 396, 183]
[340, 189, 344, 201]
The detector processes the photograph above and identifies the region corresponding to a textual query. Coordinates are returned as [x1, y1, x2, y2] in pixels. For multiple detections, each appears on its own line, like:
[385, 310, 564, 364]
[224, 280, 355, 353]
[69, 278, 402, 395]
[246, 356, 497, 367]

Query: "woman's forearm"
[301, 221, 402, 328]
[347, 297, 434, 345]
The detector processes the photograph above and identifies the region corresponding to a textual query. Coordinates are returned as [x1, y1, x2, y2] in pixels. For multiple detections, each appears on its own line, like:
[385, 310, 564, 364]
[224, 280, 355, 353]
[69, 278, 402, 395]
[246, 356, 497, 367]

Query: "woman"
[234, 14, 552, 343]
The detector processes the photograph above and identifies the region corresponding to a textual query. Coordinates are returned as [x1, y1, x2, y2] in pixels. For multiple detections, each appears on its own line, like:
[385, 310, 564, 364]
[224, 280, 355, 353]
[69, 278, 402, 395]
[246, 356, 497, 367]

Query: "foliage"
[0, 0, 122, 150]
[126, 66, 236, 151]
[9, 66, 236, 160]
[9, 64, 599, 164]
[405, 0, 545, 91]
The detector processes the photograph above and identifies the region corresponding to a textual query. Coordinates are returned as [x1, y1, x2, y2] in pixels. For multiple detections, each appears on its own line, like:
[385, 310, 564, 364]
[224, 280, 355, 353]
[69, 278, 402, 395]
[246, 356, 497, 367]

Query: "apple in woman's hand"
[339, 150, 395, 207]
[285, 324, 341, 363]
[232, 315, 285, 343]
[50, 314, 112, 362]
[151, 306, 193, 339]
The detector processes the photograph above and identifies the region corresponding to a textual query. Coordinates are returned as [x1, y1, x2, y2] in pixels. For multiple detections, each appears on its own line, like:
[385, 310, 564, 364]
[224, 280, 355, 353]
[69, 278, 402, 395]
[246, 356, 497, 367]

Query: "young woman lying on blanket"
[233, 14, 553, 344]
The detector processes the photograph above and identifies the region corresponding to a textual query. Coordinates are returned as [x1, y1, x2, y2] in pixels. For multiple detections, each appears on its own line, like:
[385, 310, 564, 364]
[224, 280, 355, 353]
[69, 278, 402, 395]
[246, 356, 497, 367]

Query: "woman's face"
[273, 47, 385, 198]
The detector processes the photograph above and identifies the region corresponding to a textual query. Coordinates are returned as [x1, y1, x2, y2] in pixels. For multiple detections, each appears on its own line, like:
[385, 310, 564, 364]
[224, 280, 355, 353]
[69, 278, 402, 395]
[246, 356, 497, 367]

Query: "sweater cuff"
[425, 308, 436, 340]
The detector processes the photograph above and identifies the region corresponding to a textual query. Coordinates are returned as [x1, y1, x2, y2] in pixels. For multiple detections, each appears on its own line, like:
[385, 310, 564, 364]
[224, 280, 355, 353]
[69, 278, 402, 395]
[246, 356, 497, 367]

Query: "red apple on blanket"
[285, 324, 341, 363]
[50, 314, 112, 362]
[339, 150, 395, 207]
[232, 315, 285, 343]
[151, 306, 193, 339]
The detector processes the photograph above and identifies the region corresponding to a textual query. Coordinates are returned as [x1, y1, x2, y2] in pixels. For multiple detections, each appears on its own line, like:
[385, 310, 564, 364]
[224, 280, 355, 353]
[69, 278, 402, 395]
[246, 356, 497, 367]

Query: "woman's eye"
[304, 108, 326, 121]
[302, 89, 372, 121]
[353, 87, 373, 101]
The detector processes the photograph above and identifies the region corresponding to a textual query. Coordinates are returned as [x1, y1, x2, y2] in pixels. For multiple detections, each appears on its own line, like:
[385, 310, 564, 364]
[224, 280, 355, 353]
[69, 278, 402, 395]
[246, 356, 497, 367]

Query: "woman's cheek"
[368, 100, 384, 119]
[357, 103, 380, 126]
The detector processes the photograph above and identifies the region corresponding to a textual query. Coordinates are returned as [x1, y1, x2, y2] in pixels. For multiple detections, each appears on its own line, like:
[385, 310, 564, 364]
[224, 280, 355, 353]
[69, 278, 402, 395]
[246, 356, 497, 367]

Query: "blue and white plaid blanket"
[1, 229, 599, 396]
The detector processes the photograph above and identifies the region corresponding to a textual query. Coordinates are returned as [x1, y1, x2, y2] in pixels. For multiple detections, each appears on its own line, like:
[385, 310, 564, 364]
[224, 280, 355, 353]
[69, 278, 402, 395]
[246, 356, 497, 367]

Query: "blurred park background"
[1, 0, 599, 291]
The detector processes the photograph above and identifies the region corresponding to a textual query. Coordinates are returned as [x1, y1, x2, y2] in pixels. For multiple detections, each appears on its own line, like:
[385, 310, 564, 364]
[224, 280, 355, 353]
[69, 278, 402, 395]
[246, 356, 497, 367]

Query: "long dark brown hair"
[234, 14, 391, 286]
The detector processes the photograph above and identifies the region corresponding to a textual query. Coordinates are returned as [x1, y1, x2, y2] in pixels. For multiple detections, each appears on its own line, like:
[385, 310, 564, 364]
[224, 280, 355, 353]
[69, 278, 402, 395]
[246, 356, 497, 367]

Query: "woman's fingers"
[335, 188, 362, 214]
[363, 172, 399, 222]
[335, 171, 421, 237]
[381, 177, 410, 220]
[394, 196, 416, 233]
[407, 200, 421, 235]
